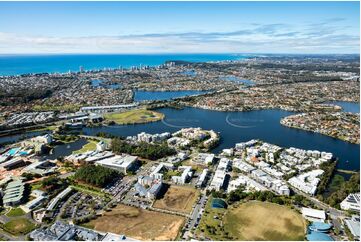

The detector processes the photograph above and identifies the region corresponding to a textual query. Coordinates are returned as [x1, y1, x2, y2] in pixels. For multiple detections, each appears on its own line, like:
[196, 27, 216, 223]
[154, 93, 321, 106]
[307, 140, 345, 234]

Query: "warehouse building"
[95, 154, 138, 174]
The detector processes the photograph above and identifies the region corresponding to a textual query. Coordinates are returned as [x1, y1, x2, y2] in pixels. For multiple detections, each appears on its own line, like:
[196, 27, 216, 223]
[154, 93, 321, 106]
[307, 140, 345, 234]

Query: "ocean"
[0, 54, 248, 76]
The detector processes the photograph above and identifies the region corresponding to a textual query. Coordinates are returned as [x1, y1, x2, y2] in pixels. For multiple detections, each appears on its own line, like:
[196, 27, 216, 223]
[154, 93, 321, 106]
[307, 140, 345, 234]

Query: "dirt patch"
[85, 204, 184, 240]
[153, 185, 200, 213]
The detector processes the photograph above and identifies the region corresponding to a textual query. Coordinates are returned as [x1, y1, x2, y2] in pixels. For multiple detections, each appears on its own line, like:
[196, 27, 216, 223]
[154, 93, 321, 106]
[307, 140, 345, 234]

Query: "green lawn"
[196, 197, 229, 240]
[30, 182, 43, 191]
[73, 140, 98, 154]
[6, 207, 26, 217]
[32, 125, 59, 132]
[104, 109, 164, 125]
[223, 201, 305, 241]
[2, 218, 36, 235]
[197, 200, 306, 241]
[71, 184, 110, 199]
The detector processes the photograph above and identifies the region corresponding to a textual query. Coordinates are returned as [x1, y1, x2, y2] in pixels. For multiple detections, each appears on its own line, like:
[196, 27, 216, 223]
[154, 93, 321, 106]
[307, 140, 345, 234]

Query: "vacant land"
[83, 204, 184, 240]
[73, 140, 97, 154]
[2, 218, 36, 235]
[154, 185, 200, 213]
[104, 109, 164, 125]
[224, 201, 306, 241]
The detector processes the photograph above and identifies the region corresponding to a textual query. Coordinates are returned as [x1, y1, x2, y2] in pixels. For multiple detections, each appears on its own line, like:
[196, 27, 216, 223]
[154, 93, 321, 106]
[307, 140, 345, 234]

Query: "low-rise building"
[301, 207, 326, 222]
[196, 169, 209, 188]
[340, 193, 360, 212]
[21, 190, 47, 212]
[95, 154, 138, 174]
[47, 187, 73, 211]
[172, 166, 192, 184]
[288, 169, 324, 195]
[194, 153, 215, 165]
[344, 215, 360, 241]
[2, 179, 25, 207]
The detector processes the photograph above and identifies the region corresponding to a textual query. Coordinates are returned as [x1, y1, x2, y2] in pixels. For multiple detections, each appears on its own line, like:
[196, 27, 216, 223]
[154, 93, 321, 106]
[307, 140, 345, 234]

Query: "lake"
[91, 79, 122, 89]
[1, 107, 359, 171]
[41, 138, 87, 160]
[81, 107, 360, 171]
[222, 75, 255, 86]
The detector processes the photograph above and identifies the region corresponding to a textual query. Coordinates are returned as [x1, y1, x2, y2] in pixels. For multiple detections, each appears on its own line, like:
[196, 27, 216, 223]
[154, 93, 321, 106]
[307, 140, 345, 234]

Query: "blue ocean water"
[0, 54, 247, 76]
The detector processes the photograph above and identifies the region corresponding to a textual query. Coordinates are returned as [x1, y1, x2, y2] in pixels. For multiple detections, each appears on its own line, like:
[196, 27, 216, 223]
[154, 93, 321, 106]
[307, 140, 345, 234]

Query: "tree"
[74, 165, 121, 187]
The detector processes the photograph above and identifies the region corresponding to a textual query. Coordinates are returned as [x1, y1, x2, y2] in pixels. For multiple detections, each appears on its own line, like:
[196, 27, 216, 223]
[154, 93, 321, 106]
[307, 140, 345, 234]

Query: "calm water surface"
[41, 138, 87, 160]
[328, 101, 360, 114]
[81, 107, 360, 171]
[0, 54, 247, 76]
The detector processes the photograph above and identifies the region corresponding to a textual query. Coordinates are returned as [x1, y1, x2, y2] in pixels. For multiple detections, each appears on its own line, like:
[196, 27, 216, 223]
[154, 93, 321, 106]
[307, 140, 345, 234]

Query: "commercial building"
[340, 193, 360, 212]
[301, 207, 326, 222]
[80, 103, 138, 113]
[2, 179, 25, 207]
[95, 154, 138, 174]
[0, 157, 26, 170]
[30, 221, 105, 241]
[344, 215, 360, 240]
[21, 190, 47, 212]
[47, 187, 73, 211]
[22, 160, 56, 176]
[31, 134, 53, 144]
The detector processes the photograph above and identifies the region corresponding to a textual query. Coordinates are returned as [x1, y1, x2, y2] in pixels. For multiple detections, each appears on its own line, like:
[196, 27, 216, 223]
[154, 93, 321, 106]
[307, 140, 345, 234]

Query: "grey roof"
[134, 183, 147, 197]
[345, 219, 360, 238]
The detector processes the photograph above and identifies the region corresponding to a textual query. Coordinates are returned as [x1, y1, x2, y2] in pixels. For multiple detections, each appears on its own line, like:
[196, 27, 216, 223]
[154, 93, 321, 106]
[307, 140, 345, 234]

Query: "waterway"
[78, 107, 359, 171]
[1, 107, 359, 171]
[327, 101, 360, 114]
[0, 131, 51, 145]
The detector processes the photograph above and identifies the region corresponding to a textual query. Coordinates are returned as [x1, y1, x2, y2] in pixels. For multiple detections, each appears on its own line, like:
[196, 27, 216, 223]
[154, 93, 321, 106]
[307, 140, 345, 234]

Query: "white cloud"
[0, 22, 359, 54]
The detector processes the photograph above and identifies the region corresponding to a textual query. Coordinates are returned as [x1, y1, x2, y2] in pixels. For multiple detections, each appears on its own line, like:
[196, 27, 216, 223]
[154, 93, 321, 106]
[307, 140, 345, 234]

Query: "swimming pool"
[7, 148, 20, 156]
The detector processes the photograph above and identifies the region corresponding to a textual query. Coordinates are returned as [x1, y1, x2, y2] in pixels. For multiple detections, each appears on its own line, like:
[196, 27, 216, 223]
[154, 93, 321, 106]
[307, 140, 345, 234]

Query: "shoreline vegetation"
[280, 112, 359, 144]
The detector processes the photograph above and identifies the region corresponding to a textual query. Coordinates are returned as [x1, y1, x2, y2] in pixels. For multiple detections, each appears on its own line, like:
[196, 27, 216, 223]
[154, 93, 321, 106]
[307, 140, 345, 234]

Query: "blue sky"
[0, 1, 359, 54]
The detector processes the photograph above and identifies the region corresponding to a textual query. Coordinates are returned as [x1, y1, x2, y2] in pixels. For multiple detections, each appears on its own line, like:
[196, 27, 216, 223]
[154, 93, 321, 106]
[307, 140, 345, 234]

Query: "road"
[188, 193, 207, 229]
[292, 188, 345, 218]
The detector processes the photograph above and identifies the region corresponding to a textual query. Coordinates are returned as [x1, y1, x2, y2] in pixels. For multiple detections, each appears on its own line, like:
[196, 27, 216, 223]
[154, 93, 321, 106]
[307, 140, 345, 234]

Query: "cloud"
[0, 21, 359, 54]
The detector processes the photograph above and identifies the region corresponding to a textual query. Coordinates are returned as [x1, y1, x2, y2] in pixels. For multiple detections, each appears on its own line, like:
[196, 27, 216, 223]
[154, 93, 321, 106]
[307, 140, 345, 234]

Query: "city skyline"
[0, 1, 359, 54]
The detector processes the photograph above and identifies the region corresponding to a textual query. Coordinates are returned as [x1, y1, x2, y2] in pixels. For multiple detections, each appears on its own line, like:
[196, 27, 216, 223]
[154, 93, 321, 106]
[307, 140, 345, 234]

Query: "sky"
[0, 1, 359, 54]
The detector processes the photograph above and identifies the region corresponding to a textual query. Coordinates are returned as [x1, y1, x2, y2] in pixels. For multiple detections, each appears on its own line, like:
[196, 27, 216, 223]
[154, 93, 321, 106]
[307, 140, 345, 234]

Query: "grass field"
[73, 140, 97, 154]
[153, 185, 200, 213]
[224, 201, 306, 241]
[2, 218, 36, 235]
[104, 109, 164, 125]
[6, 207, 26, 217]
[82, 204, 184, 240]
